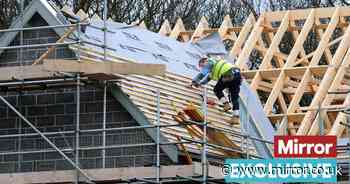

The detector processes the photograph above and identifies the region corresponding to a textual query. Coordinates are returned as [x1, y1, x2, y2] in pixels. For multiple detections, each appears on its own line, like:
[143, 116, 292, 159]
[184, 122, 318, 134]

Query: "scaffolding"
[0, 1, 348, 184]
[0, 77, 270, 183]
[0, 0, 272, 184]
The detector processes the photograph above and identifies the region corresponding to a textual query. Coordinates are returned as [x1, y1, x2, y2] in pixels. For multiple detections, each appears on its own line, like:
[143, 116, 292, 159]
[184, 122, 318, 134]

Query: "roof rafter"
[264, 10, 316, 115]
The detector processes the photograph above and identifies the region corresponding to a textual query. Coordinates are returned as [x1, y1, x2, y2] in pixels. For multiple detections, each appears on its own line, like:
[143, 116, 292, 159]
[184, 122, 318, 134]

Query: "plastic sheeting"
[82, 20, 227, 78]
[240, 80, 274, 158]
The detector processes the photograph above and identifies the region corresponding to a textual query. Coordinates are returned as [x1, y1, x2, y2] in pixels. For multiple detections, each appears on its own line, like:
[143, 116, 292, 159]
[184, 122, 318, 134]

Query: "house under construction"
[0, 0, 349, 183]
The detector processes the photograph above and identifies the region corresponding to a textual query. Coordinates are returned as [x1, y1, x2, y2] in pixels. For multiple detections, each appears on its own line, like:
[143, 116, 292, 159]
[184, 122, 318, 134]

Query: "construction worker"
[189, 57, 242, 122]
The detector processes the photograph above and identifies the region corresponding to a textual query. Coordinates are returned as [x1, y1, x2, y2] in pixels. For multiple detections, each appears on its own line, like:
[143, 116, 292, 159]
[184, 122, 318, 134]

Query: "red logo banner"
[274, 136, 337, 158]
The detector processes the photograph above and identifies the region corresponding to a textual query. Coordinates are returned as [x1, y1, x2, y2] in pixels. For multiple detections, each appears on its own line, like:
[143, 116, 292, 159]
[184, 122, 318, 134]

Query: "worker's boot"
[219, 97, 231, 112]
[229, 110, 240, 125]
[223, 102, 231, 112]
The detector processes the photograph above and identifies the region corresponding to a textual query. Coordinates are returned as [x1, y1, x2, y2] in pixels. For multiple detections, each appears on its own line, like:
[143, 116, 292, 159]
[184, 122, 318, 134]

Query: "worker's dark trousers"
[213, 74, 242, 110]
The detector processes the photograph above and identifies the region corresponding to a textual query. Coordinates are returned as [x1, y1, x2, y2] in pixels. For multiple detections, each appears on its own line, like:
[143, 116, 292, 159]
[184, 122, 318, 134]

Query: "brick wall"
[0, 13, 173, 173]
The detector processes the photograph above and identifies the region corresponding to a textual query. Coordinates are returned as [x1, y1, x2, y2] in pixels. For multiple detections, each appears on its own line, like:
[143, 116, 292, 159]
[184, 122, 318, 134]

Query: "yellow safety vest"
[210, 59, 233, 81]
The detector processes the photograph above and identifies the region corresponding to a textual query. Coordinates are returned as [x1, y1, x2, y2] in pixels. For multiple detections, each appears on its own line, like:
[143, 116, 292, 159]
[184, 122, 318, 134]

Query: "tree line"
[1, 0, 349, 30]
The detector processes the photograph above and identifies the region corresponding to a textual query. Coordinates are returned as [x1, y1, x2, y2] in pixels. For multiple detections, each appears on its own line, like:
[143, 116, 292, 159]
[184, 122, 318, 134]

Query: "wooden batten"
[69, 44, 252, 157]
[0, 59, 166, 82]
[43, 59, 166, 76]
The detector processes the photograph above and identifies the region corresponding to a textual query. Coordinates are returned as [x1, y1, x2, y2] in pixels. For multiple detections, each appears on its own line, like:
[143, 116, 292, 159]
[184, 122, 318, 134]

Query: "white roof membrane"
[82, 20, 227, 78]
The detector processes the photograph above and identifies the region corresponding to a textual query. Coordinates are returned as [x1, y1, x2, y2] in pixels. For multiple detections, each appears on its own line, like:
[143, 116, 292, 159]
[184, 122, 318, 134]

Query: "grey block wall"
[0, 13, 173, 173]
[0, 13, 75, 67]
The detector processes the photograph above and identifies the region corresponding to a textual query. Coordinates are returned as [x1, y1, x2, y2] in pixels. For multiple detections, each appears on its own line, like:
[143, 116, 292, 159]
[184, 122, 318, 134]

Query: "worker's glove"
[190, 81, 200, 88]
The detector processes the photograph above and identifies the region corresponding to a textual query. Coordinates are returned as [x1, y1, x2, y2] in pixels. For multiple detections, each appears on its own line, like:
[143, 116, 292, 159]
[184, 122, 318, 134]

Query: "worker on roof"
[189, 57, 242, 122]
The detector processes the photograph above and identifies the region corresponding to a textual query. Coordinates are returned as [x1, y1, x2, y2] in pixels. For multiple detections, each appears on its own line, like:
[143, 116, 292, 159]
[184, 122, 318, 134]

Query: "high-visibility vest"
[209, 58, 233, 81]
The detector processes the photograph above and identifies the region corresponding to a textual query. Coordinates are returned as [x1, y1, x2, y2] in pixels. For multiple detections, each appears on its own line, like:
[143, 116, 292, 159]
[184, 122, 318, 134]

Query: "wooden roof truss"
[156, 7, 350, 137]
